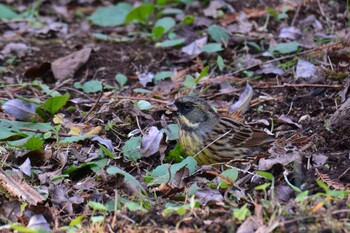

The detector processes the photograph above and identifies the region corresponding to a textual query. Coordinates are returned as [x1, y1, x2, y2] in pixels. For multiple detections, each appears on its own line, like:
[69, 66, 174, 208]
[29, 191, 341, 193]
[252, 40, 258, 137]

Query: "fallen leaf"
[277, 114, 302, 129]
[1, 42, 28, 58]
[138, 72, 154, 87]
[258, 145, 301, 170]
[195, 188, 225, 206]
[27, 214, 51, 232]
[141, 126, 163, 157]
[51, 47, 92, 81]
[279, 26, 302, 40]
[2, 99, 40, 121]
[229, 82, 253, 114]
[181, 37, 207, 56]
[295, 59, 322, 84]
[203, 0, 224, 18]
[0, 168, 45, 205]
[19, 157, 32, 176]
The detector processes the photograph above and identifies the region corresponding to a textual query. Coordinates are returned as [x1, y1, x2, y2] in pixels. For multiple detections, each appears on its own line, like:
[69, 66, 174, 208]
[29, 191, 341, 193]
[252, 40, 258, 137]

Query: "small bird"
[168, 96, 274, 165]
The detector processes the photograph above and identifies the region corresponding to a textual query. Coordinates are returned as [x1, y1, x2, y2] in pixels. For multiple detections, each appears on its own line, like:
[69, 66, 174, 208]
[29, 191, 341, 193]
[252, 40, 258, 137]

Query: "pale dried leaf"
[196, 189, 225, 206]
[279, 26, 302, 40]
[277, 114, 302, 129]
[258, 146, 301, 170]
[1, 42, 28, 58]
[2, 99, 39, 121]
[138, 72, 154, 87]
[27, 214, 51, 232]
[229, 83, 253, 114]
[181, 37, 207, 56]
[295, 59, 322, 84]
[52, 47, 92, 80]
[141, 126, 163, 157]
[203, 0, 224, 18]
[19, 158, 32, 176]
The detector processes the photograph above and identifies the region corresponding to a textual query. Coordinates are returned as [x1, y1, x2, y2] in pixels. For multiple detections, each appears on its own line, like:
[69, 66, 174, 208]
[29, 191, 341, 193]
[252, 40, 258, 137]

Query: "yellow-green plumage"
[170, 96, 274, 165]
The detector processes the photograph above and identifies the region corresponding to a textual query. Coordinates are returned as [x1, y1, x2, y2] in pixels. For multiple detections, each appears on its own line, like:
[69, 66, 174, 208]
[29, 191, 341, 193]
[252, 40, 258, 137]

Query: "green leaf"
[217, 55, 225, 71]
[183, 75, 195, 88]
[195, 66, 209, 84]
[10, 224, 36, 233]
[41, 93, 70, 115]
[69, 215, 85, 227]
[33, 80, 61, 97]
[295, 191, 308, 203]
[135, 100, 152, 110]
[256, 171, 274, 181]
[201, 43, 223, 53]
[88, 201, 107, 211]
[60, 135, 89, 144]
[148, 157, 197, 186]
[208, 25, 230, 44]
[152, 17, 175, 39]
[233, 203, 251, 221]
[88, 3, 132, 26]
[81, 80, 103, 93]
[161, 124, 179, 141]
[154, 71, 173, 82]
[266, 7, 279, 20]
[106, 166, 146, 194]
[122, 136, 142, 162]
[218, 168, 238, 189]
[152, 26, 165, 40]
[133, 88, 152, 93]
[154, 17, 175, 34]
[156, 38, 185, 48]
[181, 15, 194, 25]
[316, 179, 330, 194]
[269, 41, 299, 55]
[0, 4, 20, 19]
[91, 215, 105, 223]
[125, 4, 154, 24]
[188, 183, 200, 196]
[99, 144, 116, 159]
[255, 183, 271, 191]
[115, 74, 128, 87]
[63, 159, 108, 175]
[166, 142, 185, 163]
[24, 136, 43, 151]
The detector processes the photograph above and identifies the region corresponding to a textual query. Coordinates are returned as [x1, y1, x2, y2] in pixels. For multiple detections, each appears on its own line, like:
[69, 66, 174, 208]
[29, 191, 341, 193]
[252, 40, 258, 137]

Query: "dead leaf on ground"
[51, 47, 92, 81]
[258, 145, 301, 170]
[1, 42, 28, 58]
[277, 114, 302, 129]
[295, 59, 323, 84]
[2, 99, 40, 121]
[0, 168, 45, 205]
[195, 188, 225, 207]
[141, 126, 163, 158]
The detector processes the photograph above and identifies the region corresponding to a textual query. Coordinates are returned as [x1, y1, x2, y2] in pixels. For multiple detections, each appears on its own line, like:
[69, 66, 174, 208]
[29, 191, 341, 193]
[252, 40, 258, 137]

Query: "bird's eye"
[183, 103, 192, 111]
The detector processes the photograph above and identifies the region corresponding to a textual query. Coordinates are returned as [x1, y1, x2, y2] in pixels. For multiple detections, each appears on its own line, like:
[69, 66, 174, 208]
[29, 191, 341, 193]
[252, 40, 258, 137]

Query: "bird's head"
[167, 96, 218, 130]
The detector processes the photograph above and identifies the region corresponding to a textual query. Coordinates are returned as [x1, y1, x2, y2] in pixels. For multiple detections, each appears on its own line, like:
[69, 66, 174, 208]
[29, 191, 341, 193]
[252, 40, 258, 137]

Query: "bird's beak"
[166, 101, 178, 112]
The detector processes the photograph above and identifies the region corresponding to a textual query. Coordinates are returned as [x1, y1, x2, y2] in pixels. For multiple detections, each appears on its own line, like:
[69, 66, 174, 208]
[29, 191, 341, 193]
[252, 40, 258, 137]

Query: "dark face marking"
[173, 96, 218, 127]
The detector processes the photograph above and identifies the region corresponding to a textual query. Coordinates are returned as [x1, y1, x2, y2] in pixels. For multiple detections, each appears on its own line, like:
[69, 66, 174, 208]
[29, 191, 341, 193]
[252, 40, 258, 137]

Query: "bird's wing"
[210, 117, 274, 147]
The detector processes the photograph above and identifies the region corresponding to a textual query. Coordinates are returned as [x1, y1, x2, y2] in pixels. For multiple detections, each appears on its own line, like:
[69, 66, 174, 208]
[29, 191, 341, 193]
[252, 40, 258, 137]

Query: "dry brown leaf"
[51, 47, 92, 81]
[0, 168, 45, 205]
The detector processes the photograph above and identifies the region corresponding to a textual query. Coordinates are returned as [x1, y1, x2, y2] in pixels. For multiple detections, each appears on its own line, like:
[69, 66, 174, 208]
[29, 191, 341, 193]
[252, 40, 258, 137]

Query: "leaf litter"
[0, 0, 350, 232]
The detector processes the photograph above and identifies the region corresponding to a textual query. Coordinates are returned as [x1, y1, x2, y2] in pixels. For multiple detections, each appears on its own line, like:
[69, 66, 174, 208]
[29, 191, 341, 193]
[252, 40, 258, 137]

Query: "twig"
[19, 128, 71, 137]
[225, 41, 342, 76]
[255, 83, 342, 89]
[81, 84, 104, 123]
[115, 95, 169, 104]
[291, 2, 302, 26]
[338, 167, 350, 179]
